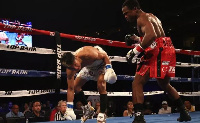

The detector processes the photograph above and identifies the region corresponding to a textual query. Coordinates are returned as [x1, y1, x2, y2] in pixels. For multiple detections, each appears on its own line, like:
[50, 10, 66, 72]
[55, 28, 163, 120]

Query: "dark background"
[1, 0, 200, 50]
[0, 0, 199, 88]
[0, 0, 200, 116]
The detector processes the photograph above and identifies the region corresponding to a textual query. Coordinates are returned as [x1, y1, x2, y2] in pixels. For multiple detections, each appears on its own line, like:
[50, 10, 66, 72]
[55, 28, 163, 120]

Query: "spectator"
[6, 104, 24, 118]
[23, 103, 31, 114]
[41, 102, 51, 118]
[0, 103, 10, 114]
[87, 95, 100, 108]
[94, 102, 100, 118]
[8, 102, 13, 112]
[46, 101, 53, 110]
[107, 99, 116, 117]
[143, 101, 153, 115]
[75, 101, 83, 110]
[123, 101, 134, 117]
[184, 101, 195, 112]
[54, 100, 67, 121]
[158, 101, 172, 114]
[25, 100, 46, 122]
[49, 105, 60, 121]
[28, 102, 32, 110]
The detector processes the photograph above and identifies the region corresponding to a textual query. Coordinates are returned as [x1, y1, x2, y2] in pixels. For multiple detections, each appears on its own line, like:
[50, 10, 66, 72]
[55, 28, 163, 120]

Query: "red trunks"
[136, 37, 176, 79]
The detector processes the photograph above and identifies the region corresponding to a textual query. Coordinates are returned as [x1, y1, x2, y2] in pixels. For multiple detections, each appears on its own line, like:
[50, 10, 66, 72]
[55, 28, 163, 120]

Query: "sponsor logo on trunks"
[169, 66, 175, 73]
[162, 61, 169, 65]
[149, 41, 157, 49]
[162, 67, 168, 73]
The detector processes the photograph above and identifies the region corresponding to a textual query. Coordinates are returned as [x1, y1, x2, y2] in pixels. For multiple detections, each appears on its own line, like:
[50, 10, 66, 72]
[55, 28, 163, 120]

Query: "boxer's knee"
[157, 76, 170, 90]
[97, 80, 106, 93]
[74, 77, 87, 93]
[134, 72, 149, 86]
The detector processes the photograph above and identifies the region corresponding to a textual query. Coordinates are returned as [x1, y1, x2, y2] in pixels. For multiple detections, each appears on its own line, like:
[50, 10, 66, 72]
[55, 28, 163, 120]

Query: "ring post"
[54, 31, 62, 94]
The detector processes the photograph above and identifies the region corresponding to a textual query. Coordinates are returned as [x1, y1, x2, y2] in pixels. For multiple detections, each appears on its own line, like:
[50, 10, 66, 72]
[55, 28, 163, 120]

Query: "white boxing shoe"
[97, 113, 106, 123]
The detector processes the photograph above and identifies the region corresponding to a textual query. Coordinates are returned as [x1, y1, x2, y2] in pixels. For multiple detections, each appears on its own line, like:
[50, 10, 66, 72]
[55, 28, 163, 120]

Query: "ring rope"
[1, 89, 200, 97]
[0, 68, 200, 82]
[0, 22, 200, 56]
[1, 44, 199, 68]
[0, 23, 199, 98]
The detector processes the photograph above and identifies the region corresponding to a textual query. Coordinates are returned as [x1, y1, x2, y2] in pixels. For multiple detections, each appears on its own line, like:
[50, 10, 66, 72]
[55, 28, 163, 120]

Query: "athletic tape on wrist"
[105, 64, 112, 69]
[67, 104, 74, 108]
[135, 44, 144, 52]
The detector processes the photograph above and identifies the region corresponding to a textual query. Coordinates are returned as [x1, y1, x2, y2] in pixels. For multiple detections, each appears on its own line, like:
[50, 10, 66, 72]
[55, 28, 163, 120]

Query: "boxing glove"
[104, 64, 117, 84]
[64, 103, 76, 120]
[126, 44, 144, 64]
[125, 34, 142, 46]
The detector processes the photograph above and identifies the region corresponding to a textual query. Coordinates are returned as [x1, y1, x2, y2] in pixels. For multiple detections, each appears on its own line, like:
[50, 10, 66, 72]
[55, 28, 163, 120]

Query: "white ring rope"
[1, 43, 199, 68]
[1, 89, 200, 97]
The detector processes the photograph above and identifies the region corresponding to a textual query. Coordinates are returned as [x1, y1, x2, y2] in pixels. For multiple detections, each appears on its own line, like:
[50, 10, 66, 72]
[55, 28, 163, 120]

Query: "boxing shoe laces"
[97, 113, 106, 123]
[81, 103, 95, 123]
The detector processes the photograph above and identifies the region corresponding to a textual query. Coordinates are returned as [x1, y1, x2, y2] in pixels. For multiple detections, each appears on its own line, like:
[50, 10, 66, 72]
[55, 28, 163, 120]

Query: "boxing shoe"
[132, 111, 146, 123]
[81, 103, 95, 123]
[97, 113, 106, 123]
[177, 110, 191, 122]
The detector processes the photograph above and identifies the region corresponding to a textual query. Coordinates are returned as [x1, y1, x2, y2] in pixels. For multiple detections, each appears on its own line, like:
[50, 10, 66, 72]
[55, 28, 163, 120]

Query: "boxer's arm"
[138, 17, 157, 49]
[98, 52, 117, 84]
[96, 52, 111, 65]
[103, 54, 111, 65]
[66, 69, 76, 102]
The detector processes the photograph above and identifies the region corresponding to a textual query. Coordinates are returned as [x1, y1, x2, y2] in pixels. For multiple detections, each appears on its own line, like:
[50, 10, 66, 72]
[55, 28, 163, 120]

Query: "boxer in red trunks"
[136, 37, 176, 79]
[122, 0, 191, 123]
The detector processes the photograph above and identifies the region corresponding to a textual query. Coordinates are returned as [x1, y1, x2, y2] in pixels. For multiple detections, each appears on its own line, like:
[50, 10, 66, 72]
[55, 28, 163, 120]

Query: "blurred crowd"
[0, 94, 198, 122]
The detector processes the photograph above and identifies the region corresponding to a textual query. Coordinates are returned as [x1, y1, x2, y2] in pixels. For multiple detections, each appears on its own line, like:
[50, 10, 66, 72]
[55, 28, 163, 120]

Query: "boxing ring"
[35, 111, 200, 123]
[0, 23, 200, 123]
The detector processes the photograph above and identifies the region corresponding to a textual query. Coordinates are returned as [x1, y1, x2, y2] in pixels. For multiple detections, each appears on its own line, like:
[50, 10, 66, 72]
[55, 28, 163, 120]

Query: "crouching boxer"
[61, 45, 117, 123]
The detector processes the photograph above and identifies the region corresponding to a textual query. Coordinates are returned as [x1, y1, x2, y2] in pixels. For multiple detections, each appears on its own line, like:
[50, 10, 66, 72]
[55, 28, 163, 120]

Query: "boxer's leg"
[157, 77, 191, 122]
[74, 77, 88, 106]
[97, 73, 107, 123]
[132, 69, 150, 123]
